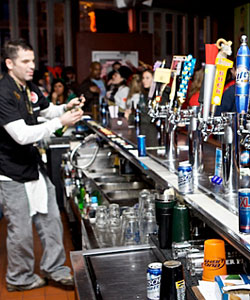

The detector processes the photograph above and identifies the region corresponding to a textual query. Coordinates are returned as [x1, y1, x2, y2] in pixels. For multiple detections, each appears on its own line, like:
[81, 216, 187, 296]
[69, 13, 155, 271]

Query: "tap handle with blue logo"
[235, 35, 250, 113]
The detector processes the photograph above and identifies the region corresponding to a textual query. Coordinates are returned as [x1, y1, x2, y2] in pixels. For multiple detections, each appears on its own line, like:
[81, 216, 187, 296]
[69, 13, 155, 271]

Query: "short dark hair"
[90, 61, 101, 68]
[112, 61, 121, 68]
[3, 38, 33, 61]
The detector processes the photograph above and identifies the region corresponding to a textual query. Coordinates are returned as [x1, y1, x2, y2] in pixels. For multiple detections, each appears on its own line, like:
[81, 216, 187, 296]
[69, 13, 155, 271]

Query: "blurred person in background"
[106, 65, 132, 117]
[77, 61, 106, 113]
[187, 67, 204, 107]
[214, 65, 236, 116]
[138, 69, 159, 146]
[125, 69, 155, 134]
[224, 64, 236, 91]
[32, 70, 49, 97]
[125, 69, 154, 128]
[61, 66, 78, 95]
[138, 69, 154, 119]
[107, 61, 122, 83]
[126, 74, 142, 109]
[48, 78, 76, 105]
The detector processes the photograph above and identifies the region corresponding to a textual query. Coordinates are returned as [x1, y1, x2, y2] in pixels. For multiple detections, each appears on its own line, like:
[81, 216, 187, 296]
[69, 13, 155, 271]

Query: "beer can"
[147, 262, 162, 300]
[160, 260, 186, 300]
[137, 135, 146, 157]
[235, 35, 250, 113]
[239, 188, 250, 233]
[178, 163, 194, 194]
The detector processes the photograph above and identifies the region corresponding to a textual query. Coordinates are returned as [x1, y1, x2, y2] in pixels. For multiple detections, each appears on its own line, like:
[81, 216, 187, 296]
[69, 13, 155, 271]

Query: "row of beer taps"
[148, 36, 250, 195]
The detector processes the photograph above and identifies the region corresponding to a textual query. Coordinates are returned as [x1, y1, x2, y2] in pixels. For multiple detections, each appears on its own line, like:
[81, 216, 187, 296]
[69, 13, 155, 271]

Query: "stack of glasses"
[93, 189, 158, 246]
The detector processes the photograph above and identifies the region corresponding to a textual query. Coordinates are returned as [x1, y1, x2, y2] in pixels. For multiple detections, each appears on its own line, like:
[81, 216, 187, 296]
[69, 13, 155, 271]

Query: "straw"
[205, 44, 218, 65]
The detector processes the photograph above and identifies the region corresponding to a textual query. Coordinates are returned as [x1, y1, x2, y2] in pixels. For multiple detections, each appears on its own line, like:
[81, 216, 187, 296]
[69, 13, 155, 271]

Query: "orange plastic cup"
[202, 239, 227, 281]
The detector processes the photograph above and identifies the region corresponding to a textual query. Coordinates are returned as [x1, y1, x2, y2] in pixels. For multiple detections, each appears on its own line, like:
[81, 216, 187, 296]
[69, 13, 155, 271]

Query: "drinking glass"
[123, 215, 140, 245]
[95, 205, 108, 229]
[109, 203, 121, 232]
[140, 204, 157, 243]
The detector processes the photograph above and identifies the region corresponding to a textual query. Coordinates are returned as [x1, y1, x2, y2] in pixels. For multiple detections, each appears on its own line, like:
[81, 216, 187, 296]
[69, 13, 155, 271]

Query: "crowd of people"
[31, 60, 156, 123]
[0, 48, 237, 126]
[33, 60, 236, 125]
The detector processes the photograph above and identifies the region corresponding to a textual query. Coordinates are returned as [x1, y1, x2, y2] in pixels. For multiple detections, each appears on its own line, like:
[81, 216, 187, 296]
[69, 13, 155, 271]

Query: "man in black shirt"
[0, 39, 84, 291]
[77, 61, 106, 113]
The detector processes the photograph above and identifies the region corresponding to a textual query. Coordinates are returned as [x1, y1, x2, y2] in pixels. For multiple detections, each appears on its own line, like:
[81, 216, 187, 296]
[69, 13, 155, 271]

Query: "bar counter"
[69, 118, 250, 299]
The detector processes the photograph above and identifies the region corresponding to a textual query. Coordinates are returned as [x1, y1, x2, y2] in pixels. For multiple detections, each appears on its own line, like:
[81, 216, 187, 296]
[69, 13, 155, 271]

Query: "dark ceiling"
[110, 0, 250, 15]
[91, 0, 250, 15]
[147, 0, 250, 15]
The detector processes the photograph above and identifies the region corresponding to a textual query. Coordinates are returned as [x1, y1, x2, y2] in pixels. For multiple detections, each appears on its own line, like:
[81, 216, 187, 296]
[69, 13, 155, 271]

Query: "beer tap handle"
[169, 72, 177, 109]
[198, 78, 204, 120]
[198, 77, 205, 106]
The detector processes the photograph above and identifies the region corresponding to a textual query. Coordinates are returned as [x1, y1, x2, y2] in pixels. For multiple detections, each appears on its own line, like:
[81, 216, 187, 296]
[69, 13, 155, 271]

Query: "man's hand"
[60, 109, 83, 127]
[66, 94, 85, 110]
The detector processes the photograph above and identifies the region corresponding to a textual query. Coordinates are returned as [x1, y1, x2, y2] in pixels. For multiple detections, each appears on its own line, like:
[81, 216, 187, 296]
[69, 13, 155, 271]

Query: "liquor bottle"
[63, 160, 72, 198]
[131, 100, 136, 116]
[90, 189, 102, 206]
[135, 106, 141, 126]
[54, 125, 68, 137]
[156, 118, 162, 146]
[79, 185, 86, 212]
[74, 178, 86, 214]
[88, 196, 98, 219]
[100, 98, 108, 126]
[134, 103, 141, 136]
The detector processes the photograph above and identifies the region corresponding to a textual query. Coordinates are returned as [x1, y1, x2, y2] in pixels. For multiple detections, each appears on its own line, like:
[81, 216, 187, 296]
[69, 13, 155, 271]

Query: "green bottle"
[54, 125, 68, 137]
[91, 190, 102, 205]
[78, 186, 86, 212]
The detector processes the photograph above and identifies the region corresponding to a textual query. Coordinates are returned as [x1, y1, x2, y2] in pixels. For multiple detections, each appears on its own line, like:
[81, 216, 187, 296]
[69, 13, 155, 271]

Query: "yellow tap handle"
[211, 57, 233, 106]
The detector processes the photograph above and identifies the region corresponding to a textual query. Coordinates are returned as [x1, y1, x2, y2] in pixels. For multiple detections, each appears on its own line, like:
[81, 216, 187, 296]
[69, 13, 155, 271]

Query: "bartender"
[0, 39, 84, 292]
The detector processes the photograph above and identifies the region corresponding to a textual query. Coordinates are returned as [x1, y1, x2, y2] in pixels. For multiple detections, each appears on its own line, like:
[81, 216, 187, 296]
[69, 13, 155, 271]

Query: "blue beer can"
[147, 262, 162, 300]
[239, 188, 250, 233]
[137, 135, 146, 157]
[235, 35, 250, 113]
[178, 162, 194, 194]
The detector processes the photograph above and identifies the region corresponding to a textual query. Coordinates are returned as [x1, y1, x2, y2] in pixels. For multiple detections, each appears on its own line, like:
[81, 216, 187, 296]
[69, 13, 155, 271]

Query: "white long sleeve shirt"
[0, 103, 66, 216]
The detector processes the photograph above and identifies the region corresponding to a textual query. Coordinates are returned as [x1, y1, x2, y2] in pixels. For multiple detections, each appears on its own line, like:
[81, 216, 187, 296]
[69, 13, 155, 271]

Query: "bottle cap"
[91, 196, 98, 203]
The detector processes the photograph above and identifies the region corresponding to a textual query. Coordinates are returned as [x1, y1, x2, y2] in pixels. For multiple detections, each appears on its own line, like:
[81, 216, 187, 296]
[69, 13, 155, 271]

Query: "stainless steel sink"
[104, 190, 141, 206]
[106, 190, 141, 200]
[87, 167, 119, 174]
[88, 158, 114, 169]
[99, 182, 147, 191]
[76, 147, 116, 171]
[93, 175, 137, 183]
